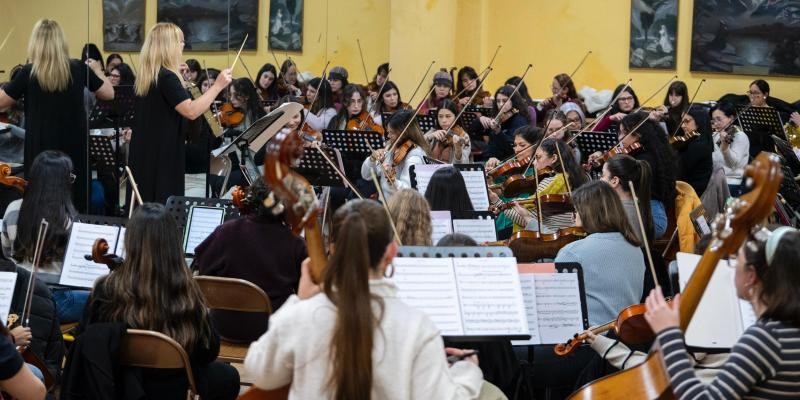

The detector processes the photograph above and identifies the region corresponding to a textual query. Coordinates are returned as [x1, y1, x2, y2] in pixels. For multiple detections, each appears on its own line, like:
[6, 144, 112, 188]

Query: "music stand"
[465, 105, 496, 117]
[459, 112, 481, 132]
[737, 105, 786, 157]
[164, 196, 240, 238]
[88, 134, 117, 169]
[211, 102, 303, 192]
[574, 131, 618, 163]
[321, 130, 384, 160]
[293, 146, 346, 187]
[416, 114, 437, 132]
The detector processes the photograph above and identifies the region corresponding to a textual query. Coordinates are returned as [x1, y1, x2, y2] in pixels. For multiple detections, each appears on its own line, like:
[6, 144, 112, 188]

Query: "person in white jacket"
[710, 102, 749, 196]
[244, 199, 495, 399]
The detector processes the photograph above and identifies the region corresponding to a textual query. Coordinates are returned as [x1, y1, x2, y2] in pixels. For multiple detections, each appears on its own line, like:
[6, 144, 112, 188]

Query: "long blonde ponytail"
[134, 22, 184, 96]
[28, 20, 71, 92]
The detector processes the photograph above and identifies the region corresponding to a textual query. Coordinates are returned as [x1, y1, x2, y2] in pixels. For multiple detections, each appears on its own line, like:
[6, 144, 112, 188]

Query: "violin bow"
[632, 75, 678, 114]
[541, 50, 591, 132]
[576, 78, 633, 135]
[441, 68, 493, 139]
[669, 79, 707, 138]
[493, 64, 533, 124]
[364, 138, 397, 190]
[298, 61, 331, 133]
[368, 169, 403, 245]
[452, 66, 493, 101]
[311, 141, 365, 199]
[0, 28, 14, 54]
[229, 33, 249, 71]
[406, 60, 436, 106]
[125, 166, 144, 219]
[386, 85, 437, 155]
[237, 54, 256, 84]
[359, 67, 393, 130]
[22, 219, 49, 327]
[271, 50, 291, 88]
[628, 181, 659, 288]
[356, 38, 370, 84]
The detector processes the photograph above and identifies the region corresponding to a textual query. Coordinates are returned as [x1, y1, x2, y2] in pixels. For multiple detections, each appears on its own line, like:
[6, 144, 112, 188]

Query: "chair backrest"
[194, 275, 273, 314]
[118, 329, 199, 398]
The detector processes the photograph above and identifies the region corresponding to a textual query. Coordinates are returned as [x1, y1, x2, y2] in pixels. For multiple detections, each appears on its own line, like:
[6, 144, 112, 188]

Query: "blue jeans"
[651, 200, 668, 239]
[51, 288, 90, 323]
[27, 363, 44, 382]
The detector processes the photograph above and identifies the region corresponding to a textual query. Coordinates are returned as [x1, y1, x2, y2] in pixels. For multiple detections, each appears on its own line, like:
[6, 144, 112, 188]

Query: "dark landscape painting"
[691, 0, 800, 76]
[157, 0, 258, 51]
[268, 0, 303, 51]
[630, 0, 679, 69]
[103, 0, 145, 51]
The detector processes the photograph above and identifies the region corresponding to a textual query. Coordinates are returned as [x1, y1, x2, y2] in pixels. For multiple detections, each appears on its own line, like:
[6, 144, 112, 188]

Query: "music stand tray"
[416, 114, 437, 133]
[737, 105, 786, 140]
[574, 131, 618, 163]
[293, 146, 346, 187]
[322, 129, 384, 161]
[89, 135, 117, 169]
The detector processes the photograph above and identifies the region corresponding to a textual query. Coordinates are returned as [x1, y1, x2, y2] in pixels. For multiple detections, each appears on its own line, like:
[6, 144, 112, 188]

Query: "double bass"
[567, 152, 782, 399]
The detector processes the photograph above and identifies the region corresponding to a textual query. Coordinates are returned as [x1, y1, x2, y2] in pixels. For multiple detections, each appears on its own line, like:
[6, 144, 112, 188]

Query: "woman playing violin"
[302, 78, 336, 132]
[327, 84, 383, 134]
[476, 85, 529, 161]
[505, 76, 537, 126]
[424, 99, 471, 164]
[255, 63, 281, 110]
[536, 73, 587, 123]
[418, 70, 454, 116]
[360, 110, 429, 198]
[676, 106, 714, 196]
[649, 80, 688, 134]
[225, 78, 265, 131]
[455, 66, 493, 109]
[510, 138, 588, 233]
[277, 59, 302, 98]
[593, 84, 640, 133]
[711, 102, 749, 196]
[367, 62, 390, 110]
[371, 81, 410, 127]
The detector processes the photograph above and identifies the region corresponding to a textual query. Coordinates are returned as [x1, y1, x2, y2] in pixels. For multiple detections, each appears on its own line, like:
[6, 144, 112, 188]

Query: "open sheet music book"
[513, 263, 588, 346]
[677, 252, 758, 349]
[391, 256, 530, 340]
[430, 211, 497, 244]
[183, 206, 225, 256]
[410, 164, 490, 211]
[60, 222, 126, 288]
[0, 272, 17, 324]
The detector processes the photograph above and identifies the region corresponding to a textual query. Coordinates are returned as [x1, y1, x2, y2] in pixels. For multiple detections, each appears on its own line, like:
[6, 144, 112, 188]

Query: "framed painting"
[103, 0, 145, 51]
[629, 0, 679, 69]
[269, 0, 303, 51]
[157, 0, 258, 51]
[691, 0, 800, 76]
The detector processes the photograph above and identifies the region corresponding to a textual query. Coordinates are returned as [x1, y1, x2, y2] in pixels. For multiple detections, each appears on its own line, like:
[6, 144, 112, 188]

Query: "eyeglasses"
[69, 172, 76, 184]
[618, 96, 635, 102]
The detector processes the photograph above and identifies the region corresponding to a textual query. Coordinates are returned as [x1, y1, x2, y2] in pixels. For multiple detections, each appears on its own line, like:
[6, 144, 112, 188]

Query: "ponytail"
[324, 200, 393, 400]
[607, 154, 655, 243]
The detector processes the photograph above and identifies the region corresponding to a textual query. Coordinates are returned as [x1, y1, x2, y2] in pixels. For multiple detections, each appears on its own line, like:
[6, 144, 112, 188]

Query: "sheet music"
[392, 257, 464, 335]
[0, 272, 17, 324]
[412, 164, 490, 212]
[678, 252, 747, 348]
[452, 257, 529, 336]
[512, 272, 541, 345]
[115, 227, 127, 258]
[60, 223, 121, 288]
[452, 218, 497, 243]
[184, 207, 224, 254]
[430, 211, 453, 245]
[532, 273, 584, 344]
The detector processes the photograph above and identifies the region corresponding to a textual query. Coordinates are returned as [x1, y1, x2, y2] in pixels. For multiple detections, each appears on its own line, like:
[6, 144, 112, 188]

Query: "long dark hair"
[324, 200, 393, 400]
[256, 63, 280, 101]
[663, 81, 688, 133]
[340, 84, 366, 118]
[553, 73, 580, 100]
[14, 151, 76, 264]
[112, 63, 136, 86]
[435, 99, 461, 130]
[387, 110, 430, 153]
[307, 77, 335, 114]
[424, 166, 474, 212]
[744, 228, 800, 326]
[494, 85, 530, 120]
[539, 137, 587, 190]
[606, 154, 655, 243]
[621, 112, 678, 205]
[93, 203, 211, 352]
[230, 77, 265, 122]
[610, 84, 640, 114]
[573, 180, 641, 247]
[457, 66, 481, 97]
[377, 81, 405, 113]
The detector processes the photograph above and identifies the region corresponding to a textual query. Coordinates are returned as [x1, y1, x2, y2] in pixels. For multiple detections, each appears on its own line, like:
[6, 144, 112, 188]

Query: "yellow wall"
[2, 0, 799, 104]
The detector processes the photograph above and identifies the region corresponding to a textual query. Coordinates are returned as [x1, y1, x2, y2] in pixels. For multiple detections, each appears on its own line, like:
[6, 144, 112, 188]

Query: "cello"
[566, 152, 782, 399]
[238, 108, 330, 400]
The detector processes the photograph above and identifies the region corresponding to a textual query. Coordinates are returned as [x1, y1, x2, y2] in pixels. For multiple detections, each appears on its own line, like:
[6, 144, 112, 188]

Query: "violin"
[553, 302, 656, 357]
[505, 227, 587, 262]
[0, 163, 26, 192]
[584, 142, 642, 171]
[218, 102, 245, 128]
[430, 126, 468, 163]
[487, 156, 533, 179]
[83, 238, 124, 271]
[488, 168, 557, 198]
[715, 124, 738, 147]
[489, 193, 572, 215]
[346, 110, 384, 133]
[6, 314, 56, 391]
[669, 130, 700, 150]
[568, 152, 782, 399]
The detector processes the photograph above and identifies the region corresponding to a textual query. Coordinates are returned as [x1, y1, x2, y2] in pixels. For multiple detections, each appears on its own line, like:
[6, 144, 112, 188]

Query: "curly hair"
[387, 189, 432, 246]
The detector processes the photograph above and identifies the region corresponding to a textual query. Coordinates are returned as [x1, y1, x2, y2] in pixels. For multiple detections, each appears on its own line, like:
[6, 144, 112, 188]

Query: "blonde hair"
[387, 189, 432, 246]
[28, 20, 71, 92]
[135, 22, 184, 96]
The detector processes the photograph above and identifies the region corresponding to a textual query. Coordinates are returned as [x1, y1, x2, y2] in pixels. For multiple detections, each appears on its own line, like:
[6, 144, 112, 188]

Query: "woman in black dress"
[129, 22, 232, 204]
[0, 19, 114, 213]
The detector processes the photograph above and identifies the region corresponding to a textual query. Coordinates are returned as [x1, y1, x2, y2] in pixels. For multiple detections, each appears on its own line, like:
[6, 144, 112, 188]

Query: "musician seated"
[424, 166, 475, 213]
[372, 81, 411, 127]
[644, 226, 800, 399]
[387, 189, 433, 246]
[327, 84, 383, 134]
[593, 84, 640, 133]
[419, 69, 454, 116]
[474, 85, 529, 161]
[0, 151, 90, 324]
[0, 321, 46, 400]
[600, 154, 656, 244]
[193, 180, 307, 342]
[456, 66, 493, 110]
[244, 200, 489, 399]
[302, 77, 336, 132]
[560, 102, 585, 130]
[711, 102, 749, 196]
[649, 81, 688, 134]
[536, 73, 588, 124]
[424, 99, 471, 163]
[675, 106, 714, 196]
[510, 138, 588, 234]
[80, 203, 239, 400]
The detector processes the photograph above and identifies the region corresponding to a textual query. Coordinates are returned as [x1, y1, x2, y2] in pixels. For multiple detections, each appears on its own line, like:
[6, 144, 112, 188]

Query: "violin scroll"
[0, 163, 26, 192]
[84, 238, 124, 271]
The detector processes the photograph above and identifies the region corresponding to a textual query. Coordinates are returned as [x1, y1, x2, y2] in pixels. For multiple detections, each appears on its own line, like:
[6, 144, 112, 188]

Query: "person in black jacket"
[79, 203, 239, 399]
[675, 106, 714, 196]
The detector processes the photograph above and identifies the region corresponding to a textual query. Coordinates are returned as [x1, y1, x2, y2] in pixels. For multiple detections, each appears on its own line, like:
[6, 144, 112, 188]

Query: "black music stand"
[737, 105, 786, 157]
[165, 196, 240, 237]
[88, 135, 117, 169]
[76, 214, 127, 227]
[464, 105, 495, 117]
[574, 131, 618, 163]
[293, 146, 346, 187]
[416, 114, 437, 132]
[321, 130, 384, 160]
[459, 112, 481, 132]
